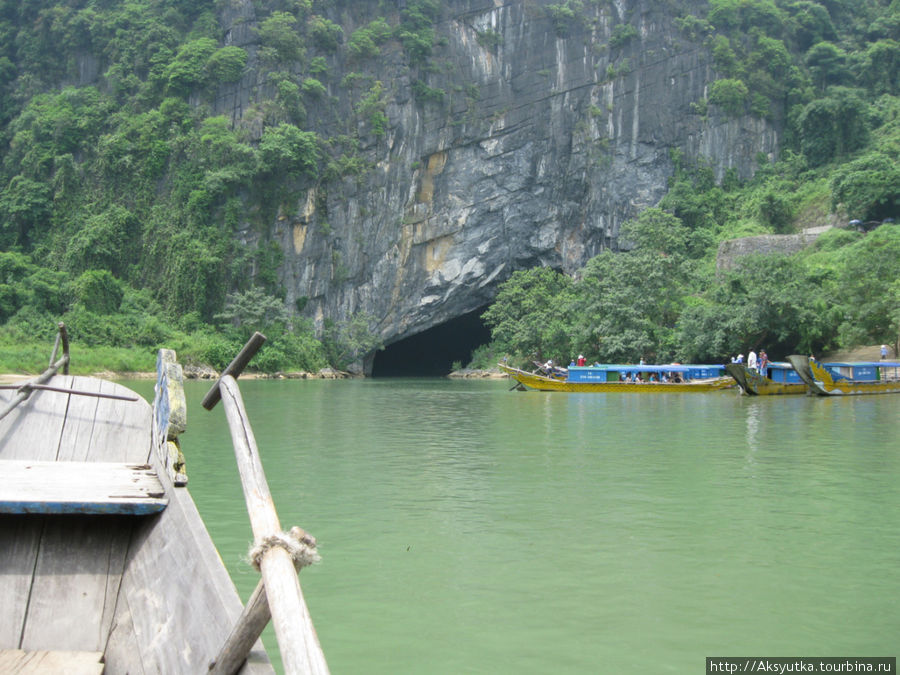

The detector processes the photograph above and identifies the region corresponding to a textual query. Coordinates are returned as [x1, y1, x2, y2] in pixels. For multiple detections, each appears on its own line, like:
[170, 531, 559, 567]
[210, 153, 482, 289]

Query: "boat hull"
[0, 374, 273, 673]
[725, 363, 807, 396]
[500, 364, 733, 393]
[787, 355, 900, 396]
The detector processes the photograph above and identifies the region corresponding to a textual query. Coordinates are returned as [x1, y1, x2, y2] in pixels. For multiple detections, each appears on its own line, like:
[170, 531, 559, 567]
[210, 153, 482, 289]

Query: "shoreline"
[1, 367, 507, 384]
[0, 368, 355, 384]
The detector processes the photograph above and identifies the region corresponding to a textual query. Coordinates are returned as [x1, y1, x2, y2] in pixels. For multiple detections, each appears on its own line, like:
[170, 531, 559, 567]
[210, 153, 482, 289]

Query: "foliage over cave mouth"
[372, 307, 492, 377]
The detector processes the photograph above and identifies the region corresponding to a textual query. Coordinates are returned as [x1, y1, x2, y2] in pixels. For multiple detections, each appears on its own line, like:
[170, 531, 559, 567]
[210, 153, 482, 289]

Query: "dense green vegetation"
[0, 0, 897, 373]
[481, 211, 900, 367]
[0, 0, 404, 372]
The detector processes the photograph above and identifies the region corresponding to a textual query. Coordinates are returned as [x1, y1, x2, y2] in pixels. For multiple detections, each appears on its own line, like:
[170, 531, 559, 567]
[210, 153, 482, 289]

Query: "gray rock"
[215, 0, 781, 368]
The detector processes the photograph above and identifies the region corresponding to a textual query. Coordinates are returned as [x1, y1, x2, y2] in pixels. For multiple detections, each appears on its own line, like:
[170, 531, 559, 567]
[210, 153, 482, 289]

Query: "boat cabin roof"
[573, 364, 721, 373]
[821, 360, 900, 368]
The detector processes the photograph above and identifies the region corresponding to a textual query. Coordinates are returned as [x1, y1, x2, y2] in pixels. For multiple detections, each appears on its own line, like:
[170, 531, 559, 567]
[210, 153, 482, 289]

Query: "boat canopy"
[819, 361, 900, 368]
[819, 361, 900, 382]
[577, 364, 709, 373]
[764, 361, 805, 384]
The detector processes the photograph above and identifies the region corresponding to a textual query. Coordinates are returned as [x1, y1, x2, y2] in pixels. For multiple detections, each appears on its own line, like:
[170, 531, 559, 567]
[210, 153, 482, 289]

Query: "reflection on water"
[125, 378, 900, 674]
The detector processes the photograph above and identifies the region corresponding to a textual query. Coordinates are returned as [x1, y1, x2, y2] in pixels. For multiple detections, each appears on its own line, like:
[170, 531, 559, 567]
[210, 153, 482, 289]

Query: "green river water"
[126, 377, 900, 673]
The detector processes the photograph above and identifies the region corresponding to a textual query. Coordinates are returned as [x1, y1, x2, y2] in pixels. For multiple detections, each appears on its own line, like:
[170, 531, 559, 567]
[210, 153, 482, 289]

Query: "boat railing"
[202, 332, 329, 675]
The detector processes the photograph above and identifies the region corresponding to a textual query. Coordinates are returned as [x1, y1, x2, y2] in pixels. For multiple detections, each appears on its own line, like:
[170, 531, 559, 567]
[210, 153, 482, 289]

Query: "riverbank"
[3, 346, 889, 385]
[0, 365, 354, 385]
[447, 367, 506, 379]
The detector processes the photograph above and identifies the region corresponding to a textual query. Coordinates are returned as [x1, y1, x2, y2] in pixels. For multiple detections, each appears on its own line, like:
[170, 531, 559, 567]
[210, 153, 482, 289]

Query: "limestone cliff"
[215, 0, 780, 370]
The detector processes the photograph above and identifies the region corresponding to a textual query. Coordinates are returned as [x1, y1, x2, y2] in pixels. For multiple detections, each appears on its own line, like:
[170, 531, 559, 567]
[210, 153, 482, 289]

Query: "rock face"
[716, 229, 829, 273]
[216, 0, 781, 371]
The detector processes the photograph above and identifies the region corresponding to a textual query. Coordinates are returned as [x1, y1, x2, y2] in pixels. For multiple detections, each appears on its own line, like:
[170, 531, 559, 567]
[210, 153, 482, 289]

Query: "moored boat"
[787, 355, 900, 396]
[500, 362, 733, 393]
[725, 362, 808, 396]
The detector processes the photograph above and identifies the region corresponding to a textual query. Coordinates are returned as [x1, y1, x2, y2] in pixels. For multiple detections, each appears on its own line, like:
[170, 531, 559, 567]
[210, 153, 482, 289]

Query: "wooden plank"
[102, 586, 144, 675]
[0, 375, 73, 461]
[19, 516, 132, 653]
[0, 516, 43, 648]
[87, 379, 152, 463]
[53, 377, 100, 463]
[56, 378, 151, 464]
[0, 461, 167, 515]
[0, 649, 104, 674]
[105, 443, 273, 674]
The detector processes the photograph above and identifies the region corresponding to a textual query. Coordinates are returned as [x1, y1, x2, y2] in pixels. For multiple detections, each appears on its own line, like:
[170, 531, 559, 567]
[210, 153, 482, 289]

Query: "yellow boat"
[499, 363, 734, 393]
[725, 362, 808, 395]
[787, 355, 900, 396]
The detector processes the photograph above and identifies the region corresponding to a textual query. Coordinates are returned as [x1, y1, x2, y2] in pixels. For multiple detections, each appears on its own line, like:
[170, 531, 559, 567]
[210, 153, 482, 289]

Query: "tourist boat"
[725, 361, 808, 395]
[787, 355, 900, 396]
[0, 328, 326, 674]
[499, 362, 733, 393]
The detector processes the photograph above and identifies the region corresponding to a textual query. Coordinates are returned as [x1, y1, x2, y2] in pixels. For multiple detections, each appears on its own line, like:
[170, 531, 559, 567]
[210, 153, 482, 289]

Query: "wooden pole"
[207, 580, 271, 675]
[215, 375, 328, 675]
[201, 332, 267, 410]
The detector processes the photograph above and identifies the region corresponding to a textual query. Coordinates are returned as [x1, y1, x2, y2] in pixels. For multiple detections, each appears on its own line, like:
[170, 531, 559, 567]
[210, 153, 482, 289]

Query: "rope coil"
[248, 526, 320, 571]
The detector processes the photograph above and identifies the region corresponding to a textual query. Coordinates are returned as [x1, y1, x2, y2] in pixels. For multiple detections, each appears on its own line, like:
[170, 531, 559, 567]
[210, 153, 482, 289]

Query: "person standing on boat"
[577, 354, 586, 366]
[759, 350, 769, 377]
[748, 350, 758, 371]
[882, 344, 889, 359]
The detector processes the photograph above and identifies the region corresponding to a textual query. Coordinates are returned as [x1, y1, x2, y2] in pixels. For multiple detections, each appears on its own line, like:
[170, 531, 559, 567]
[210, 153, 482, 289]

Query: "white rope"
[248, 526, 320, 571]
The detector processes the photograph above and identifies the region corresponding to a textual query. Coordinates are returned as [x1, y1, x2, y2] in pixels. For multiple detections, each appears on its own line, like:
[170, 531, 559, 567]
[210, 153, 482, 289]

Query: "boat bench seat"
[0, 460, 167, 515]
[0, 649, 104, 674]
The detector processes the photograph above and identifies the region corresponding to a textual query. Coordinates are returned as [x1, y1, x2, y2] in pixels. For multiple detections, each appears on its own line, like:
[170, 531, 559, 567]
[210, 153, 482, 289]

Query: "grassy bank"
[0, 339, 159, 376]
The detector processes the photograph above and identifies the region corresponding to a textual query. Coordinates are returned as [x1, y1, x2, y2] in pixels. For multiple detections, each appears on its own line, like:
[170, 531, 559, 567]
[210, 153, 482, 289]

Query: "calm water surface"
[127, 378, 900, 673]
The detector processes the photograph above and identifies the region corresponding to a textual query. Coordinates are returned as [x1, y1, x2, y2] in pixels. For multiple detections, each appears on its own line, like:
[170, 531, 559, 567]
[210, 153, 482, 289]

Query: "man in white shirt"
[748, 350, 758, 371]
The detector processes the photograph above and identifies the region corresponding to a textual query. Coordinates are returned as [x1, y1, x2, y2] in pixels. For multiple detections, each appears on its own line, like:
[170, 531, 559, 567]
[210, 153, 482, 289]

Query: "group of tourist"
[732, 349, 769, 376]
[618, 371, 683, 384]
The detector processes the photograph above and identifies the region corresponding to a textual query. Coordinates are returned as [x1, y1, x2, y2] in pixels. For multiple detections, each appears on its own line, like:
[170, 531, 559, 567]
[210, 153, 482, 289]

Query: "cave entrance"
[371, 307, 492, 377]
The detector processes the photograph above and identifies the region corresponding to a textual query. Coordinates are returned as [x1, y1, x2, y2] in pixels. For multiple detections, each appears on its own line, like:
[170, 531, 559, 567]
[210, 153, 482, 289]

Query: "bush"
[309, 16, 343, 52]
[74, 270, 123, 315]
[301, 77, 327, 98]
[609, 23, 637, 50]
[164, 38, 218, 95]
[708, 78, 748, 117]
[206, 46, 247, 84]
[830, 152, 900, 221]
[258, 123, 319, 178]
[258, 12, 304, 62]
[199, 333, 244, 370]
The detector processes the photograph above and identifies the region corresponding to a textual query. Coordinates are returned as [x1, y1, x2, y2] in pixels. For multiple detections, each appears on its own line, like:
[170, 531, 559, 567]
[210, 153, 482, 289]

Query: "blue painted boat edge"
[0, 499, 168, 515]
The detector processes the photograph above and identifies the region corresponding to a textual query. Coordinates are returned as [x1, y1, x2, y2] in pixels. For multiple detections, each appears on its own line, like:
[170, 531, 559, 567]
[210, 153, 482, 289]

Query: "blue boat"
[500, 362, 733, 393]
[787, 356, 900, 396]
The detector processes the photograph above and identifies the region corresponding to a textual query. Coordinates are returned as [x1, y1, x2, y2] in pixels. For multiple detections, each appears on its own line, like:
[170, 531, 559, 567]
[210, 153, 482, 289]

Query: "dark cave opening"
[371, 307, 492, 377]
